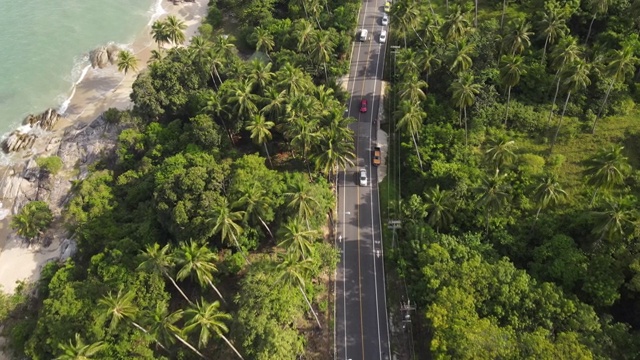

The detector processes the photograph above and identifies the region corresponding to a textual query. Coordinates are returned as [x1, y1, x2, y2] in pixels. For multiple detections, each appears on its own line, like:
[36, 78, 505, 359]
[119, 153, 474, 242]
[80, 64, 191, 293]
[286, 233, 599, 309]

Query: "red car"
[360, 98, 368, 113]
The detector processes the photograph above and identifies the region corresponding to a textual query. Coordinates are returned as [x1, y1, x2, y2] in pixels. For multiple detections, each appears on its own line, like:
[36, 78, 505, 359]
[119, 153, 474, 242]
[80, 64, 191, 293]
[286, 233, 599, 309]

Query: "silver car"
[359, 169, 368, 186]
[381, 13, 389, 26]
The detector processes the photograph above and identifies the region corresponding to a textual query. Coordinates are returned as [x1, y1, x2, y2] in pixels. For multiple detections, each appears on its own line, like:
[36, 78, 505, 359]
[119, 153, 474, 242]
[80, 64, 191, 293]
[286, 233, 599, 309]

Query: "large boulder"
[90, 43, 123, 69]
[24, 108, 62, 131]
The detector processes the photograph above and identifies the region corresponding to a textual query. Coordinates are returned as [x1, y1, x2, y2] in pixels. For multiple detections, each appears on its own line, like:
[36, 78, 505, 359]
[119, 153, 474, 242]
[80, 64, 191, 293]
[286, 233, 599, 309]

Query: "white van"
[359, 29, 368, 41]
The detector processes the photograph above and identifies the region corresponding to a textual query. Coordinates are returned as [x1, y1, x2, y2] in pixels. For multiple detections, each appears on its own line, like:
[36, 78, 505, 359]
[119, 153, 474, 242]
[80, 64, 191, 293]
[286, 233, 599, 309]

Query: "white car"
[359, 169, 368, 186]
[379, 30, 387, 43]
[381, 14, 389, 26]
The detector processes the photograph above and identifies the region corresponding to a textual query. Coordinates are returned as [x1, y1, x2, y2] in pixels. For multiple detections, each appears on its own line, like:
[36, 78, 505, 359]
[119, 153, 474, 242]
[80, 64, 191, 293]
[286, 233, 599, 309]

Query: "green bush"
[35, 156, 63, 175]
[102, 107, 121, 124]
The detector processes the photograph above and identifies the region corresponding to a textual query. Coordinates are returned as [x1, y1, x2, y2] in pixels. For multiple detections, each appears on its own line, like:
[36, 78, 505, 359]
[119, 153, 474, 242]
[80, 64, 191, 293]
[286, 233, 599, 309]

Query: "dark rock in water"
[2, 131, 37, 153]
[24, 108, 62, 131]
[90, 44, 123, 69]
[2, 108, 64, 153]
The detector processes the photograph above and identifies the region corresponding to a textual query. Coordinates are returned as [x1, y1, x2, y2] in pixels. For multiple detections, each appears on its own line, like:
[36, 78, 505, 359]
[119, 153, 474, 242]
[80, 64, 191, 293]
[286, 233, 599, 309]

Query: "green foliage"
[36, 156, 64, 175]
[11, 201, 53, 240]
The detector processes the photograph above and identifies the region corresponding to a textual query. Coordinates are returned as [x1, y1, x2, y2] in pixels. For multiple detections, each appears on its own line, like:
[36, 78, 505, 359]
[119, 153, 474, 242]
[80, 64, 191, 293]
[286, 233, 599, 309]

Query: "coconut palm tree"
[309, 30, 335, 82]
[441, 5, 472, 42]
[285, 180, 321, 229]
[423, 185, 456, 232]
[417, 47, 441, 84]
[151, 20, 169, 48]
[475, 174, 511, 232]
[499, 54, 526, 127]
[504, 18, 533, 56]
[11, 201, 52, 241]
[275, 252, 322, 328]
[593, 45, 638, 133]
[395, 100, 425, 171]
[98, 288, 148, 334]
[138, 243, 192, 304]
[448, 39, 475, 75]
[174, 240, 225, 303]
[449, 72, 481, 146]
[550, 59, 591, 153]
[55, 334, 105, 360]
[396, 48, 421, 80]
[184, 299, 244, 360]
[116, 50, 138, 75]
[585, 0, 611, 45]
[164, 15, 187, 46]
[277, 217, 320, 259]
[233, 185, 274, 239]
[261, 87, 287, 120]
[228, 79, 260, 121]
[143, 303, 204, 358]
[295, 19, 315, 52]
[245, 114, 275, 166]
[253, 27, 275, 59]
[208, 199, 246, 259]
[398, 75, 427, 103]
[538, 5, 568, 65]
[246, 60, 274, 96]
[547, 37, 582, 126]
[312, 124, 356, 180]
[584, 145, 631, 205]
[532, 174, 568, 220]
[276, 63, 312, 97]
[591, 202, 636, 242]
[484, 138, 517, 175]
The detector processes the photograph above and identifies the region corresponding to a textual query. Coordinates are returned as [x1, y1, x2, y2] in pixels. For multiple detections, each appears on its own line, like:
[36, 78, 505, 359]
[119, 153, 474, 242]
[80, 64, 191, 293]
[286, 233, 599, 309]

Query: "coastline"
[0, 0, 209, 296]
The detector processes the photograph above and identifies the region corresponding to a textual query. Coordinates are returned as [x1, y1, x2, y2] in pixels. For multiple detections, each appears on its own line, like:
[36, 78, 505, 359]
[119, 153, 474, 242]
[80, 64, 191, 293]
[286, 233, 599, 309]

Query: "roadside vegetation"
[385, 0, 640, 357]
[0, 0, 362, 358]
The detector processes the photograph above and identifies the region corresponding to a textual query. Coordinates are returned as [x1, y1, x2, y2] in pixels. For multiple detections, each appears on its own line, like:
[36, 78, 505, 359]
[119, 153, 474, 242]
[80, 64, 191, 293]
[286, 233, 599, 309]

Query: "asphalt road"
[334, 0, 390, 358]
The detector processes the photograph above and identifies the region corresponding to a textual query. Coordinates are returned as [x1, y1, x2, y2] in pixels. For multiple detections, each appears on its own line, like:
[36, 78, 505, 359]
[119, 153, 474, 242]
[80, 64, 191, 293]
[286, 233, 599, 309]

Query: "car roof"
[381, 30, 387, 34]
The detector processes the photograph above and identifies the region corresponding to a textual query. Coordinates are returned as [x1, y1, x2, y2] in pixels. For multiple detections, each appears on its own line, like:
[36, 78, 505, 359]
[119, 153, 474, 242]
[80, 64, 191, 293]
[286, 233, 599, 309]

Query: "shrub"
[102, 107, 121, 124]
[35, 156, 63, 175]
[518, 154, 546, 176]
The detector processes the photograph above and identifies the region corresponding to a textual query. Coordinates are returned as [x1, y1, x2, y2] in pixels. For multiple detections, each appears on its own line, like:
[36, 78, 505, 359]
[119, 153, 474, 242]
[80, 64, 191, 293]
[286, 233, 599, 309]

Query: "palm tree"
[394, 100, 425, 171]
[253, 27, 275, 59]
[309, 30, 335, 82]
[448, 39, 475, 74]
[532, 174, 568, 220]
[164, 15, 187, 46]
[184, 299, 244, 360]
[116, 50, 138, 75]
[209, 199, 247, 260]
[584, 145, 631, 205]
[312, 125, 356, 180]
[55, 334, 105, 360]
[275, 252, 322, 328]
[441, 5, 472, 42]
[174, 240, 225, 303]
[233, 186, 274, 238]
[11, 201, 52, 241]
[138, 243, 192, 304]
[228, 79, 260, 122]
[276, 63, 312, 97]
[484, 138, 517, 175]
[423, 185, 456, 232]
[585, 0, 611, 45]
[550, 59, 591, 153]
[398, 75, 427, 103]
[261, 87, 287, 120]
[277, 217, 320, 259]
[591, 202, 636, 242]
[396, 48, 421, 80]
[285, 180, 321, 229]
[148, 49, 165, 64]
[593, 45, 638, 133]
[475, 174, 511, 232]
[295, 19, 315, 52]
[246, 114, 275, 166]
[246, 60, 274, 96]
[499, 55, 526, 126]
[449, 72, 481, 146]
[417, 47, 441, 84]
[538, 5, 567, 65]
[151, 20, 169, 48]
[504, 18, 533, 56]
[144, 303, 205, 358]
[98, 288, 148, 334]
[547, 37, 582, 126]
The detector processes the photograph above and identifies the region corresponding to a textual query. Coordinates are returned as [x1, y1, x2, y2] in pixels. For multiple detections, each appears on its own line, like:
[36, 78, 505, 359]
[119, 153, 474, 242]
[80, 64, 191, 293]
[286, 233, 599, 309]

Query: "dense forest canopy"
[384, 0, 640, 357]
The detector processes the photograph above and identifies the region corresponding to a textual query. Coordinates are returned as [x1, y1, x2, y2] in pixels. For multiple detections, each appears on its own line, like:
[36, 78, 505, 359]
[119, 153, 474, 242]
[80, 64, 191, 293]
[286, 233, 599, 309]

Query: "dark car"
[360, 98, 368, 113]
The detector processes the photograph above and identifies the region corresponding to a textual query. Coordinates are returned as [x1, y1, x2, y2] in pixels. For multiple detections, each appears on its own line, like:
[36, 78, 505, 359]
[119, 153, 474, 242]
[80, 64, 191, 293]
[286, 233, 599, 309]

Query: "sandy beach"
[0, 0, 209, 310]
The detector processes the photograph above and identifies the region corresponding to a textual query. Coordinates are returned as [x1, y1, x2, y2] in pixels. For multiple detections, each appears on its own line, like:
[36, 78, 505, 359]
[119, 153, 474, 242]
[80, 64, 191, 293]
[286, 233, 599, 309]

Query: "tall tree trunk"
[130, 321, 169, 351]
[263, 142, 273, 167]
[323, 61, 329, 83]
[590, 188, 599, 207]
[411, 132, 424, 171]
[207, 279, 226, 304]
[220, 334, 245, 360]
[166, 273, 193, 305]
[174, 333, 206, 359]
[547, 72, 562, 127]
[541, 35, 550, 65]
[474, 0, 478, 27]
[593, 80, 614, 134]
[504, 86, 512, 127]
[585, 13, 597, 46]
[501, 0, 507, 30]
[230, 233, 251, 265]
[464, 106, 469, 146]
[299, 285, 322, 329]
[550, 91, 572, 154]
[535, 206, 542, 221]
[258, 215, 274, 239]
[446, 0, 449, 11]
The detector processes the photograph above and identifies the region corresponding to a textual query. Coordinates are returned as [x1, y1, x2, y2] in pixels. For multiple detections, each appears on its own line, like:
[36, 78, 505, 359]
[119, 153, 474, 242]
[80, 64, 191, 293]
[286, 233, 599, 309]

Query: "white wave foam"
[148, 0, 167, 25]
[58, 62, 91, 115]
[0, 203, 10, 220]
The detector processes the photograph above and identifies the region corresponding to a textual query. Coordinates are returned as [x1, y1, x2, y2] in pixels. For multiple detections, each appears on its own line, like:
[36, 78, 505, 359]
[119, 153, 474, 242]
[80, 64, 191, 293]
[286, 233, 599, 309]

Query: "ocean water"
[0, 0, 163, 135]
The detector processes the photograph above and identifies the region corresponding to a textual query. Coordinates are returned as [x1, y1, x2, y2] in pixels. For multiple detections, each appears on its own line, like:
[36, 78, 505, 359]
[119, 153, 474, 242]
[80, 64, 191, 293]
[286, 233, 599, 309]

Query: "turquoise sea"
[0, 0, 163, 135]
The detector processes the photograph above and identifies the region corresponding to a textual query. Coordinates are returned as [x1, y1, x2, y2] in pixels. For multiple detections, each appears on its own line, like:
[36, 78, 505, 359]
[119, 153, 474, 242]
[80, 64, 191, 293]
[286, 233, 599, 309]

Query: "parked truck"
[372, 146, 381, 166]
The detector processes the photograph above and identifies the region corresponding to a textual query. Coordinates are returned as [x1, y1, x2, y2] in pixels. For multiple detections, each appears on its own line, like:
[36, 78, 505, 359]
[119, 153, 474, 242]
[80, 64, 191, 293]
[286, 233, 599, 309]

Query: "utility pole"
[400, 298, 416, 331]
